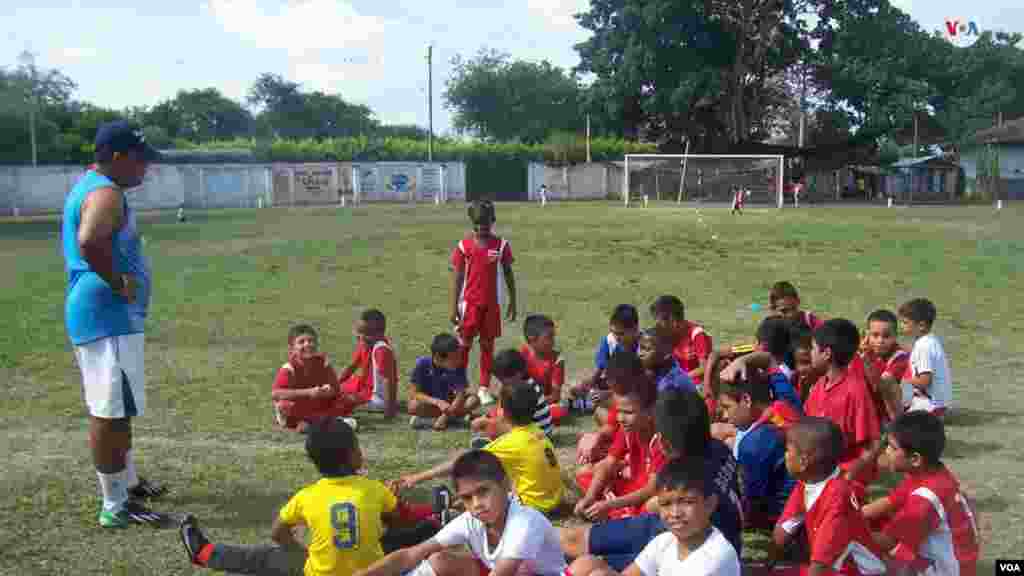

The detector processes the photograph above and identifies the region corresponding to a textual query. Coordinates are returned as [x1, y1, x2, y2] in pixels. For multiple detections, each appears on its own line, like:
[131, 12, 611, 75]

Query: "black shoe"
[470, 435, 491, 450]
[432, 485, 453, 515]
[99, 500, 169, 528]
[128, 477, 168, 501]
[180, 514, 211, 565]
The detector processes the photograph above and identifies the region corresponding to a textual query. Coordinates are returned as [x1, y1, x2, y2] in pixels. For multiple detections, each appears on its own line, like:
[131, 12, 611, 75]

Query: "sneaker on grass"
[180, 514, 212, 566]
[99, 500, 169, 528]
[128, 477, 168, 501]
[410, 415, 433, 430]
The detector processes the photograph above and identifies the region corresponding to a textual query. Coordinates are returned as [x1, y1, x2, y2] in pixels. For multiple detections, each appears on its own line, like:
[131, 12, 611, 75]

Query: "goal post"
[623, 154, 786, 208]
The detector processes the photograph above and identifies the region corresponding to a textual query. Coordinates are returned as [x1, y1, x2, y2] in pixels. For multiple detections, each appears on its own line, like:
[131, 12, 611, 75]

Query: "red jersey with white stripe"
[451, 234, 513, 308]
[804, 364, 881, 488]
[520, 344, 564, 399]
[883, 467, 980, 576]
[801, 310, 825, 331]
[348, 338, 397, 403]
[607, 430, 668, 502]
[672, 321, 712, 373]
[778, 471, 886, 575]
[866, 349, 910, 419]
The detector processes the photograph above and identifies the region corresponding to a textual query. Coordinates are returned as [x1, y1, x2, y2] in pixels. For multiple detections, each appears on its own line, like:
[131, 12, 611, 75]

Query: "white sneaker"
[339, 417, 358, 431]
[410, 416, 433, 430]
[477, 389, 496, 406]
[273, 405, 287, 428]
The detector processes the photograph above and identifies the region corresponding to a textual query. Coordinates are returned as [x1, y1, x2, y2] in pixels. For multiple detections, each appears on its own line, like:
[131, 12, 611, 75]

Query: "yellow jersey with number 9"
[278, 475, 397, 576]
[485, 424, 564, 513]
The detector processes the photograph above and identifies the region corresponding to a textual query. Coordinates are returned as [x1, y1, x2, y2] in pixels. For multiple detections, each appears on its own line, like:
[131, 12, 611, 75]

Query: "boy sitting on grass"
[649, 295, 713, 383]
[356, 450, 568, 576]
[336, 309, 399, 420]
[570, 304, 641, 414]
[408, 333, 481, 431]
[771, 417, 886, 576]
[181, 419, 438, 575]
[470, 349, 553, 441]
[859, 309, 910, 423]
[569, 458, 741, 576]
[898, 298, 954, 418]
[861, 411, 980, 576]
[519, 314, 567, 424]
[272, 324, 356, 432]
[400, 380, 565, 516]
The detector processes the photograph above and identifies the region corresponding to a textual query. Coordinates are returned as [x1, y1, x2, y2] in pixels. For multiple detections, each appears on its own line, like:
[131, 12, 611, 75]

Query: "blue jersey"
[654, 360, 697, 394]
[769, 370, 802, 411]
[595, 332, 638, 370]
[734, 420, 795, 519]
[410, 356, 468, 401]
[63, 170, 151, 345]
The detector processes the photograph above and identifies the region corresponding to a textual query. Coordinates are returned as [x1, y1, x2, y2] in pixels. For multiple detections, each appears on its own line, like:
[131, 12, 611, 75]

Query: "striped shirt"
[527, 378, 553, 437]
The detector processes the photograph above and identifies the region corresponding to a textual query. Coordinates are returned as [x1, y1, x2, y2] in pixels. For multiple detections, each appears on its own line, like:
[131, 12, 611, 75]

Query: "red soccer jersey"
[864, 348, 910, 419]
[608, 429, 667, 496]
[451, 234, 513, 307]
[800, 310, 825, 331]
[672, 321, 713, 373]
[274, 354, 339, 405]
[883, 467, 980, 576]
[778, 472, 886, 575]
[346, 338, 397, 402]
[804, 365, 882, 487]
[520, 344, 564, 400]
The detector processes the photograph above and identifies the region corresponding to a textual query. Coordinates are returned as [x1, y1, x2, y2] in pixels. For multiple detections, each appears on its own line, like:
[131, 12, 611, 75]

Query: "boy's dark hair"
[649, 295, 685, 322]
[770, 281, 800, 303]
[790, 323, 813, 352]
[889, 411, 945, 466]
[610, 304, 639, 329]
[499, 380, 539, 425]
[639, 327, 674, 355]
[656, 390, 711, 459]
[492, 349, 528, 379]
[757, 316, 793, 359]
[452, 449, 508, 488]
[361, 309, 387, 334]
[305, 418, 358, 477]
[288, 324, 318, 345]
[656, 457, 710, 496]
[607, 349, 645, 379]
[791, 417, 844, 473]
[898, 298, 937, 327]
[468, 200, 496, 225]
[866, 309, 899, 332]
[431, 333, 460, 357]
[610, 370, 657, 408]
[718, 367, 772, 405]
[812, 318, 860, 367]
[523, 314, 555, 340]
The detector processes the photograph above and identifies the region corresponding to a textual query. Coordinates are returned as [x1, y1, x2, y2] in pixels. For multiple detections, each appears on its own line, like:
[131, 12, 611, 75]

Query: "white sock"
[408, 560, 438, 576]
[97, 469, 129, 513]
[124, 450, 138, 488]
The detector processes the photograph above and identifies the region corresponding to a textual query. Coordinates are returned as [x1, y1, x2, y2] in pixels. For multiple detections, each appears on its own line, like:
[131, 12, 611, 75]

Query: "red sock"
[479, 339, 494, 389]
[196, 544, 214, 566]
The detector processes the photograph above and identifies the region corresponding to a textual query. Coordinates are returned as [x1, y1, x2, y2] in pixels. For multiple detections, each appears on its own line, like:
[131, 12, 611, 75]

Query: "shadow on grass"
[944, 408, 1019, 428]
[944, 438, 1004, 459]
[191, 488, 297, 530]
[970, 492, 1013, 514]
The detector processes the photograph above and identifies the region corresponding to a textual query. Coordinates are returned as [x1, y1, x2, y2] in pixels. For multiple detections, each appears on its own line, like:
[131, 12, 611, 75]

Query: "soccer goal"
[623, 154, 786, 208]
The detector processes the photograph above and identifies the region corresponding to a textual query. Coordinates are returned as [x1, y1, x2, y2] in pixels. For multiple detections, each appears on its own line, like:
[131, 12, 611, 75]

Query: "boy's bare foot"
[433, 413, 450, 431]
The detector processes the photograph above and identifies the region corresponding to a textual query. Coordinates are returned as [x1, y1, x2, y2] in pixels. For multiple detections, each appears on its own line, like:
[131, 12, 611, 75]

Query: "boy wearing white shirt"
[571, 458, 740, 576]
[897, 298, 953, 417]
[357, 450, 568, 576]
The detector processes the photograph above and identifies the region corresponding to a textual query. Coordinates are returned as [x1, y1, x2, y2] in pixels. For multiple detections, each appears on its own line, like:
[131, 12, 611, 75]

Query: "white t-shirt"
[907, 333, 953, 409]
[433, 498, 567, 575]
[633, 527, 740, 576]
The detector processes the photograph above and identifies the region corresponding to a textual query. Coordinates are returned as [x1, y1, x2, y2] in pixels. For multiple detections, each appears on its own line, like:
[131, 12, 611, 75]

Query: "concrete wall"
[527, 163, 617, 201]
[0, 161, 468, 216]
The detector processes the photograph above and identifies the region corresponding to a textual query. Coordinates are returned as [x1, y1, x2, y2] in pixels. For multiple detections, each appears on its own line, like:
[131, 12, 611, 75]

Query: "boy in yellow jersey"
[181, 419, 436, 576]
[399, 380, 565, 515]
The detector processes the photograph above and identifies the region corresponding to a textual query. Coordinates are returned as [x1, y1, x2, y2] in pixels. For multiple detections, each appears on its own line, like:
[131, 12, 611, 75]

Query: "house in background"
[883, 155, 961, 203]
[960, 117, 1024, 201]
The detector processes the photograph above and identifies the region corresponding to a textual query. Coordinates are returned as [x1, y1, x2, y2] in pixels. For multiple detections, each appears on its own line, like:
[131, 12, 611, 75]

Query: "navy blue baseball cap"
[94, 120, 160, 162]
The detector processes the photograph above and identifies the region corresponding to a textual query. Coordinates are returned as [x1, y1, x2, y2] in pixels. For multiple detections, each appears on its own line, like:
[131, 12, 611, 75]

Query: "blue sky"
[1, 0, 1021, 136]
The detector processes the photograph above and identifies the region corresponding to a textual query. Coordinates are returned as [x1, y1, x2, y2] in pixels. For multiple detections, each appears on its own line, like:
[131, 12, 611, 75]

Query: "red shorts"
[574, 469, 645, 519]
[274, 395, 357, 427]
[549, 404, 566, 424]
[459, 301, 501, 342]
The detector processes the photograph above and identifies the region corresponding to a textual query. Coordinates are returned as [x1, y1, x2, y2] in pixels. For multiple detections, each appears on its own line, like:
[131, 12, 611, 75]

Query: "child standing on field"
[898, 298, 953, 418]
[272, 324, 356, 432]
[450, 200, 517, 405]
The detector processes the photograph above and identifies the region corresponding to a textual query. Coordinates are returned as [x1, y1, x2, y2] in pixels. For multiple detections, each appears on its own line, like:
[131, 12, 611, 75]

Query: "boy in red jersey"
[520, 314, 567, 424]
[450, 200, 517, 402]
[772, 417, 887, 576]
[770, 282, 824, 333]
[272, 324, 354, 432]
[804, 319, 882, 497]
[575, 366, 666, 522]
[861, 412, 979, 576]
[336, 309, 399, 421]
[649, 295, 712, 383]
[859, 310, 910, 423]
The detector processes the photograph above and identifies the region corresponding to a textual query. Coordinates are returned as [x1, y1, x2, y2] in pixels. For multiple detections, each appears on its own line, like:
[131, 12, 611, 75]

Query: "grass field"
[2, 200, 1022, 575]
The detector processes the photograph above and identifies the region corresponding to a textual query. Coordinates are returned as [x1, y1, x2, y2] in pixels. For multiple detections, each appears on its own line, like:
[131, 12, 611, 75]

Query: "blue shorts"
[587, 514, 666, 572]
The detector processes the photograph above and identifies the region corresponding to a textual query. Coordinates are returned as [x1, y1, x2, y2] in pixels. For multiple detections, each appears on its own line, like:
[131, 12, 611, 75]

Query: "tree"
[0, 52, 76, 164]
[143, 88, 253, 143]
[444, 49, 580, 143]
[246, 73, 376, 140]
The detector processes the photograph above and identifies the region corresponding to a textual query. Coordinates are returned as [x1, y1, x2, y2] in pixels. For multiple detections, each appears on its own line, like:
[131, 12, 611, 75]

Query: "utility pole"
[18, 50, 37, 166]
[586, 114, 591, 163]
[427, 44, 433, 162]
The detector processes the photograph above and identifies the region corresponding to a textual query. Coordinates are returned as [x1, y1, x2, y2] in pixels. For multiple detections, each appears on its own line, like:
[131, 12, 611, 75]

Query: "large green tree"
[247, 73, 377, 140]
[145, 88, 253, 143]
[444, 49, 581, 143]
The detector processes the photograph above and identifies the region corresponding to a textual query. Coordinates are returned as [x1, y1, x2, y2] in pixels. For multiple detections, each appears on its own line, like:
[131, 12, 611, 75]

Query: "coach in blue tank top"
[62, 120, 169, 528]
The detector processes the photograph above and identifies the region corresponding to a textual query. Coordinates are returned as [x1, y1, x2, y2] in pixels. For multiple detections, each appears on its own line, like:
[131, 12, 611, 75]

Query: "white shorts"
[74, 333, 145, 419]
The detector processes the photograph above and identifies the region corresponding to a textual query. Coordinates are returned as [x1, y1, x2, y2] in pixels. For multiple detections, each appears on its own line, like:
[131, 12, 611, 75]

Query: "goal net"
[623, 154, 785, 208]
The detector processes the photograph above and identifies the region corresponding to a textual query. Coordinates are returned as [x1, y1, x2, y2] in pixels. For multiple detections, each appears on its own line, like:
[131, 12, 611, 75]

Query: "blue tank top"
[63, 170, 151, 345]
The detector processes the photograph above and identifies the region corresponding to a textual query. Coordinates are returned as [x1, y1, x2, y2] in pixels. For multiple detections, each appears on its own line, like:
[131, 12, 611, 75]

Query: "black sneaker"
[432, 485, 452, 515]
[470, 435, 490, 450]
[180, 514, 211, 565]
[98, 500, 169, 528]
[128, 477, 168, 501]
